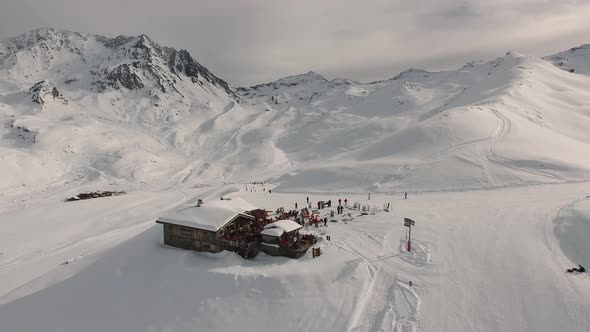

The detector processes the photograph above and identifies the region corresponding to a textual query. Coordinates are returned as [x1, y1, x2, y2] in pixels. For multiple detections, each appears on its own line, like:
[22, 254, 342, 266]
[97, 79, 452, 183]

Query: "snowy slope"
[545, 44, 590, 76]
[3, 29, 590, 195]
[238, 53, 590, 192]
[0, 28, 258, 196]
[1, 185, 589, 332]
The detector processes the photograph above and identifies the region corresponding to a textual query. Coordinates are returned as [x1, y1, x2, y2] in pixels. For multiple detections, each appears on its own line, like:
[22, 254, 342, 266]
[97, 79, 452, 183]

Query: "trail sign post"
[404, 218, 415, 252]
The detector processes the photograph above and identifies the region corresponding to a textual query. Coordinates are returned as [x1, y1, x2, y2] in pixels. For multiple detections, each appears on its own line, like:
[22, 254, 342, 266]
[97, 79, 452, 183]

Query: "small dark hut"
[260, 220, 315, 258]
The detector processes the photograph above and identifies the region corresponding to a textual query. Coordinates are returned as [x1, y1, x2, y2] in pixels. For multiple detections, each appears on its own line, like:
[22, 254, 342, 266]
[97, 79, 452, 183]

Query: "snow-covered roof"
[156, 197, 256, 232]
[261, 227, 284, 237]
[263, 219, 302, 234]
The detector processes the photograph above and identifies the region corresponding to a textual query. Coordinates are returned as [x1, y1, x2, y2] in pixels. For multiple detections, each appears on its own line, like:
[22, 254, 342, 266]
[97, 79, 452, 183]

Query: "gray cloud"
[1, 0, 590, 86]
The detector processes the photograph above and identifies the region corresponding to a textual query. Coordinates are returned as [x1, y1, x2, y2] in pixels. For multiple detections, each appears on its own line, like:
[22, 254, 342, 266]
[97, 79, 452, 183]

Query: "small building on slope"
[260, 219, 315, 258]
[156, 198, 259, 258]
[156, 197, 317, 259]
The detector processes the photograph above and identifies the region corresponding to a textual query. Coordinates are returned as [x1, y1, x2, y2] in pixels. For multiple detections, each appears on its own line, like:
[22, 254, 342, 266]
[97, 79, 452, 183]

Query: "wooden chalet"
[156, 198, 259, 258]
[156, 198, 316, 259]
[260, 219, 316, 258]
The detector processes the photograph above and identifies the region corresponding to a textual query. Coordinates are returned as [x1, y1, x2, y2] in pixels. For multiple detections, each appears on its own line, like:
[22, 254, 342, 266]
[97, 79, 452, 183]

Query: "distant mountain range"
[1, 28, 590, 196]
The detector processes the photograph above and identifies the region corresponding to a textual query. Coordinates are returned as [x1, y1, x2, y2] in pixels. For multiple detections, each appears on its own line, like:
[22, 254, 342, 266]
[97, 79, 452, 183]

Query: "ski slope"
[238, 53, 590, 193]
[1, 184, 589, 331]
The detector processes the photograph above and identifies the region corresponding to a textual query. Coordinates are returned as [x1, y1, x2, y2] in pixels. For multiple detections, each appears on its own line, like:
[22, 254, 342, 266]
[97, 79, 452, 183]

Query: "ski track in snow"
[487, 107, 564, 182]
[329, 213, 429, 332]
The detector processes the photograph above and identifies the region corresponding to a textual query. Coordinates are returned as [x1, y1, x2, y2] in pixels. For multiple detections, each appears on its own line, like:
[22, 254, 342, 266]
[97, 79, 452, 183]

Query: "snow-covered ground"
[0, 184, 589, 331]
[1, 28, 590, 331]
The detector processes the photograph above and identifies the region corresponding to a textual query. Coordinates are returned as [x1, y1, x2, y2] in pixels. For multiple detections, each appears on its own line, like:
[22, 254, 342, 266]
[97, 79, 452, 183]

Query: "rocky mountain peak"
[1, 28, 236, 100]
[389, 68, 429, 81]
[2, 28, 87, 54]
[29, 80, 68, 106]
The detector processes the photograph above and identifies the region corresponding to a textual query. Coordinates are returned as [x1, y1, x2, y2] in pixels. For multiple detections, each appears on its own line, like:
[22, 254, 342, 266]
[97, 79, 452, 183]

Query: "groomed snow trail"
[1, 184, 590, 331]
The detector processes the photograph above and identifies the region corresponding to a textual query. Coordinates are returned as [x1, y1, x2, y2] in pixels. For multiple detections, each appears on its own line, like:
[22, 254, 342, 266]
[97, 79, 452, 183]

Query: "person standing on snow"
[338, 198, 342, 206]
[344, 198, 348, 205]
[295, 202, 298, 209]
[404, 192, 407, 199]
[307, 196, 309, 203]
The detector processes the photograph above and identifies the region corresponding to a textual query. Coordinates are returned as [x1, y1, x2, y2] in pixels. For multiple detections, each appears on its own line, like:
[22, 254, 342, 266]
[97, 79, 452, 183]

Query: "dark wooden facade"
[260, 242, 312, 258]
[157, 214, 260, 258]
[157, 213, 316, 259]
[161, 223, 222, 253]
[260, 230, 316, 258]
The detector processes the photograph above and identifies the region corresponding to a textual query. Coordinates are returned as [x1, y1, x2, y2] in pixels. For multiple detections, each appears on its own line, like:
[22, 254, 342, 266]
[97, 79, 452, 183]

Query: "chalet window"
[179, 227, 193, 238]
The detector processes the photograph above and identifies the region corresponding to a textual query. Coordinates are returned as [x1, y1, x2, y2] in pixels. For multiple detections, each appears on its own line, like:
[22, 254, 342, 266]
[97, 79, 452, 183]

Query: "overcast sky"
[1, 0, 590, 86]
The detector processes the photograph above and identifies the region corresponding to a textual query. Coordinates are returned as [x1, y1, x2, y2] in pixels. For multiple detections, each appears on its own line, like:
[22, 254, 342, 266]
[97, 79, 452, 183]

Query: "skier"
[328, 200, 331, 208]
[404, 192, 407, 199]
[368, 193, 371, 200]
[307, 196, 309, 203]
[317, 201, 321, 210]
[344, 198, 348, 205]
[295, 202, 298, 209]
[338, 198, 342, 206]
[409, 281, 413, 287]
[324, 218, 328, 226]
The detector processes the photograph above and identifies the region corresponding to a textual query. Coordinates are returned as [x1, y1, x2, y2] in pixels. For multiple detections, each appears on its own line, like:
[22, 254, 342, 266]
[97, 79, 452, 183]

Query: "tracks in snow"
[372, 281, 422, 332]
[333, 223, 429, 332]
[487, 108, 563, 181]
[392, 105, 566, 186]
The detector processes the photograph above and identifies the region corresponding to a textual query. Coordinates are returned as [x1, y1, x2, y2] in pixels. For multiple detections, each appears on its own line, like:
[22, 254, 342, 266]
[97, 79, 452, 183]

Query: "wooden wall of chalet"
[261, 234, 280, 244]
[260, 243, 307, 258]
[162, 224, 222, 253]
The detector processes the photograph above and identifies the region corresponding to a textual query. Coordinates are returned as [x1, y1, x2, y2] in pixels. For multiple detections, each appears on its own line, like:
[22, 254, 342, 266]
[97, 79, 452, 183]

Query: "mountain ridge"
[0, 27, 236, 99]
[1, 28, 590, 196]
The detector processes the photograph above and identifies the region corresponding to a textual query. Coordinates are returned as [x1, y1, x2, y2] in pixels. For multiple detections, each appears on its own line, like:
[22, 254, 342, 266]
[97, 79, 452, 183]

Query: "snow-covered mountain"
[2, 28, 590, 197]
[0, 28, 253, 196]
[0, 28, 234, 97]
[238, 51, 590, 192]
[544, 44, 590, 76]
